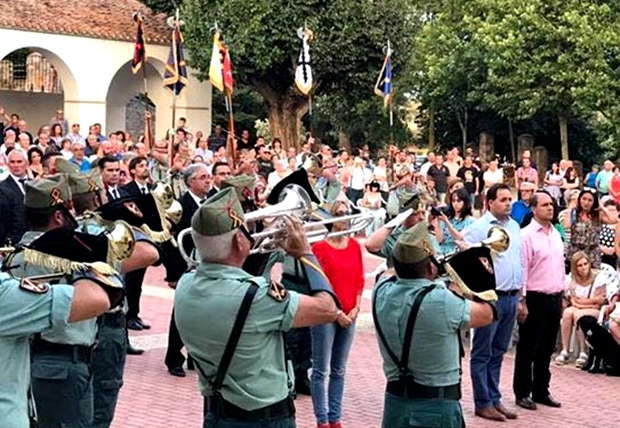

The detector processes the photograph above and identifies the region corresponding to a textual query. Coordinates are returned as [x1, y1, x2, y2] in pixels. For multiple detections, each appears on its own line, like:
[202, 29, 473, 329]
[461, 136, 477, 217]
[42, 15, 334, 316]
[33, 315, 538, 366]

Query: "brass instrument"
[76, 212, 136, 262]
[151, 181, 183, 226]
[435, 225, 510, 264]
[177, 184, 374, 267]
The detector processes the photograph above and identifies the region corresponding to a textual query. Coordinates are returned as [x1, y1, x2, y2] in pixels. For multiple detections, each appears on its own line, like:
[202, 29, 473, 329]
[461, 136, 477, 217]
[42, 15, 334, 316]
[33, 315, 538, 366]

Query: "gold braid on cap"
[22, 248, 118, 276]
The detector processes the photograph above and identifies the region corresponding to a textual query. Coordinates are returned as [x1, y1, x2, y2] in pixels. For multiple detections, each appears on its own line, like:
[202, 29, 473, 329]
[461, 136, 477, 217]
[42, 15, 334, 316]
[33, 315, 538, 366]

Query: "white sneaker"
[555, 350, 569, 365]
[575, 352, 589, 368]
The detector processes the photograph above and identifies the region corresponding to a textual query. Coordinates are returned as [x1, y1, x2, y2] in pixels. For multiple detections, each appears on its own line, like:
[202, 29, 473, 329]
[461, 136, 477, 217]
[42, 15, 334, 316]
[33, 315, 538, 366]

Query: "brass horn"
[436, 225, 510, 264]
[76, 213, 136, 262]
[165, 200, 183, 225]
[105, 220, 136, 261]
[151, 182, 175, 209]
[244, 184, 313, 222]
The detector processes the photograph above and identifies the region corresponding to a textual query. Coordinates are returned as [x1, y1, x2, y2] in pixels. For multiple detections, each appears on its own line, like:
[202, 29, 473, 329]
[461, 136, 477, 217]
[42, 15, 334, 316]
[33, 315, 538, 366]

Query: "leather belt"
[32, 340, 93, 363]
[97, 311, 125, 328]
[386, 379, 461, 400]
[205, 395, 295, 422]
[496, 289, 520, 297]
[527, 291, 563, 299]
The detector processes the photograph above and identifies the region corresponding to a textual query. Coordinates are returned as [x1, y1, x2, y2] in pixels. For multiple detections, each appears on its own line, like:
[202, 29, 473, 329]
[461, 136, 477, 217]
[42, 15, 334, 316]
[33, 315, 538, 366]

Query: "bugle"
[435, 225, 510, 264]
[177, 210, 375, 266]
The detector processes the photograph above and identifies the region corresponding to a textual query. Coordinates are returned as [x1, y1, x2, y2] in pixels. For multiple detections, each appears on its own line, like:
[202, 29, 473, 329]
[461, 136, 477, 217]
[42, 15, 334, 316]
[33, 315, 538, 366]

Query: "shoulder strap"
[372, 280, 435, 377]
[210, 281, 259, 394]
[399, 285, 435, 373]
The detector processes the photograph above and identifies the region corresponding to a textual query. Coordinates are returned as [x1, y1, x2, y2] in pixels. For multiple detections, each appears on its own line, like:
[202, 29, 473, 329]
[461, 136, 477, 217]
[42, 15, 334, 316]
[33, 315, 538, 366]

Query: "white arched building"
[0, 0, 211, 138]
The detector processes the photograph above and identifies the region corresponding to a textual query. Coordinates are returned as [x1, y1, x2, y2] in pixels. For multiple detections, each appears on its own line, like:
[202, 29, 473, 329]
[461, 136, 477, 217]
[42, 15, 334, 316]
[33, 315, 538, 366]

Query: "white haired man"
[175, 188, 341, 428]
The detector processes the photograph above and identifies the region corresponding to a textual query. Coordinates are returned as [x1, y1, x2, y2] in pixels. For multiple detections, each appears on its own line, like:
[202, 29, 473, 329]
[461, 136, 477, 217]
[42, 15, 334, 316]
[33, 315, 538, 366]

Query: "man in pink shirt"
[513, 191, 565, 411]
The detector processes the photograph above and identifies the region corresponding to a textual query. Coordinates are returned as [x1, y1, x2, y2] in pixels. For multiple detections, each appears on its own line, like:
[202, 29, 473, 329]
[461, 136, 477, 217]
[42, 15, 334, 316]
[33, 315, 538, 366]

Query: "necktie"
[141, 187, 147, 195]
[18, 178, 27, 194]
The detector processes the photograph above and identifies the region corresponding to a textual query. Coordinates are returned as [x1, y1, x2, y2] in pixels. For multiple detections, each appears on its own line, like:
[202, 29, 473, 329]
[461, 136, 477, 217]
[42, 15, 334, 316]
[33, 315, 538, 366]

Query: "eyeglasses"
[334, 211, 349, 217]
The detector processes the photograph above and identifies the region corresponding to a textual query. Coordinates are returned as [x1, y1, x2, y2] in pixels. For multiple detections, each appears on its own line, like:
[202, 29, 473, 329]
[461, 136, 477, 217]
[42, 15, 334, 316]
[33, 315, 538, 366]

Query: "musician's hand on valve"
[280, 215, 311, 258]
[384, 208, 413, 229]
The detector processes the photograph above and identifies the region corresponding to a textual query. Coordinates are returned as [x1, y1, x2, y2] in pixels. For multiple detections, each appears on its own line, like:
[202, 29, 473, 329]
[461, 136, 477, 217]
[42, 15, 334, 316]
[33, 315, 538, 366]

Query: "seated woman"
[432, 188, 474, 256]
[360, 181, 386, 235]
[556, 251, 609, 367]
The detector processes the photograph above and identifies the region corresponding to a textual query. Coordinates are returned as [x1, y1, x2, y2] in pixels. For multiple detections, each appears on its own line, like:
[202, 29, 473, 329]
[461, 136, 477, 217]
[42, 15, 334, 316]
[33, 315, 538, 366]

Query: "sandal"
[554, 350, 569, 365]
[575, 352, 589, 368]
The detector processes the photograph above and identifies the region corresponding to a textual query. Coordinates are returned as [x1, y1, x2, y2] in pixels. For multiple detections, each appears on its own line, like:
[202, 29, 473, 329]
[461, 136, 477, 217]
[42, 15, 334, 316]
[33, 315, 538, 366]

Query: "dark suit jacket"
[121, 181, 153, 197]
[165, 191, 201, 282]
[207, 187, 219, 199]
[105, 186, 129, 201]
[0, 177, 27, 245]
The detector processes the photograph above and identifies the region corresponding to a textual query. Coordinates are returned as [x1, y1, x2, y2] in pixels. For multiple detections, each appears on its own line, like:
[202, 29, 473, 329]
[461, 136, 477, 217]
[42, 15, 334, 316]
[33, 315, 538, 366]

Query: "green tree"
[407, 2, 487, 153]
[181, 0, 415, 149]
[473, 0, 620, 159]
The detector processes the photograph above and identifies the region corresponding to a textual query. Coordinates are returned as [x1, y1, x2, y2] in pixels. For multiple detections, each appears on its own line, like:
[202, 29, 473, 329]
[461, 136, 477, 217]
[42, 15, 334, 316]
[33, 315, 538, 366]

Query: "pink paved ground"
[113, 245, 620, 428]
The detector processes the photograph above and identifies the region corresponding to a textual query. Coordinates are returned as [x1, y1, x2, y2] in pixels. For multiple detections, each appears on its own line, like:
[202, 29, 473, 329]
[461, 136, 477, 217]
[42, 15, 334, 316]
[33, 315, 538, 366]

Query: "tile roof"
[0, 0, 172, 45]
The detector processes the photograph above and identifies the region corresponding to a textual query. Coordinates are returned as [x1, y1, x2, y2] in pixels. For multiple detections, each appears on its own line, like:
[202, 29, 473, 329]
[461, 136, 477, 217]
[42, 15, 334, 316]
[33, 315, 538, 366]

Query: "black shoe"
[136, 317, 151, 330]
[127, 344, 145, 355]
[515, 397, 537, 410]
[168, 366, 186, 377]
[532, 395, 561, 408]
[126, 318, 143, 331]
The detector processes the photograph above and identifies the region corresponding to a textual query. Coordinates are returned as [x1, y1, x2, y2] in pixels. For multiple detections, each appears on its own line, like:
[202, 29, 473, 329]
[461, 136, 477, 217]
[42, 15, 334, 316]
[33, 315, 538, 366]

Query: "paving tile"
[112, 244, 620, 428]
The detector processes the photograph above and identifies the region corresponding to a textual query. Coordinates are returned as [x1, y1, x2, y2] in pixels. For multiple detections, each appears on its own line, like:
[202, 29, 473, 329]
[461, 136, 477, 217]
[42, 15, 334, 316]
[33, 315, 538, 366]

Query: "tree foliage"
[180, 0, 416, 148]
[407, 0, 620, 162]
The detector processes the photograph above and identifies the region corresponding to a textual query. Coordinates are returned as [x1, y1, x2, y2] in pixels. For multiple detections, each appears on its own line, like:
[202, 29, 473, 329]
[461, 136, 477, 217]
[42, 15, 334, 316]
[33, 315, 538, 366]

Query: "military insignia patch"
[50, 187, 63, 205]
[268, 280, 288, 302]
[479, 257, 494, 274]
[228, 208, 244, 228]
[20, 278, 50, 294]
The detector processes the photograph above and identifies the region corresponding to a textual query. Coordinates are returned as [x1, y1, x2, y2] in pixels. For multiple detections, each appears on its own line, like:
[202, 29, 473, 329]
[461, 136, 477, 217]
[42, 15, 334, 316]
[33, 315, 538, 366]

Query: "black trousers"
[125, 268, 146, 320]
[513, 292, 562, 400]
[165, 308, 193, 369]
[162, 241, 187, 283]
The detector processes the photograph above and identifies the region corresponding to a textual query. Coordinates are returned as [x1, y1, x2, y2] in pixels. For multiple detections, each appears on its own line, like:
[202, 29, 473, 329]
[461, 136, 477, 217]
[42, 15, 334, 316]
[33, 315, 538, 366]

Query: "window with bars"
[0, 49, 63, 93]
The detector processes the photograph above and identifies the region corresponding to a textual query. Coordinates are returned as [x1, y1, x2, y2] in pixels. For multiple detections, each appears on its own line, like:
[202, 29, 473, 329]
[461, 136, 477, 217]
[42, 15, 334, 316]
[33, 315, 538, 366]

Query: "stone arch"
[0, 47, 78, 131]
[0, 47, 78, 100]
[106, 58, 169, 139]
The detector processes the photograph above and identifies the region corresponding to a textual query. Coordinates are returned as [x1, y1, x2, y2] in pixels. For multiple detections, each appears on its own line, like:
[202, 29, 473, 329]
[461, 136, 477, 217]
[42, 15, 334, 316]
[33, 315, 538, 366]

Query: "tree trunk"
[428, 108, 435, 150]
[559, 112, 569, 160]
[253, 82, 307, 150]
[338, 129, 351, 152]
[456, 109, 467, 154]
[508, 118, 516, 163]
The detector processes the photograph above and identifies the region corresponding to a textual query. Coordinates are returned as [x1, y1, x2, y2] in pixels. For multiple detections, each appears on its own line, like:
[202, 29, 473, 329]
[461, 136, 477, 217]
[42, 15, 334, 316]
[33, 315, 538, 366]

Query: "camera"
[430, 206, 450, 217]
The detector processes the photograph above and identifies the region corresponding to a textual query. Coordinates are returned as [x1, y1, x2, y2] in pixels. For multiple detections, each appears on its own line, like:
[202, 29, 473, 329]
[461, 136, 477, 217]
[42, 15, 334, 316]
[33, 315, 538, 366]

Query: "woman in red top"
[310, 200, 365, 428]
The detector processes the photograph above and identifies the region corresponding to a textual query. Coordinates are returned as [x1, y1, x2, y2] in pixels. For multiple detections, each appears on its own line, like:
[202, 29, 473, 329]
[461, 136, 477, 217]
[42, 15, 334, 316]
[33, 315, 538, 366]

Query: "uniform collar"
[196, 262, 252, 280]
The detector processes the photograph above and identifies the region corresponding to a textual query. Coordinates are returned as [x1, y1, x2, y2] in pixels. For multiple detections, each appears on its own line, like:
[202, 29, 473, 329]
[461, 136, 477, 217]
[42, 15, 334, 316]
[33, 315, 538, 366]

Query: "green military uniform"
[373, 222, 470, 428]
[0, 273, 74, 428]
[14, 176, 97, 428]
[69, 170, 128, 428]
[175, 188, 334, 428]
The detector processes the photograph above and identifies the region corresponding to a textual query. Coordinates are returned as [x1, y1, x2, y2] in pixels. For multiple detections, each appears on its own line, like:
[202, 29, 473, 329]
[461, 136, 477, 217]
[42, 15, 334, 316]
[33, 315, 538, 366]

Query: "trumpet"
[177, 184, 374, 267]
[435, 225, 510, 264]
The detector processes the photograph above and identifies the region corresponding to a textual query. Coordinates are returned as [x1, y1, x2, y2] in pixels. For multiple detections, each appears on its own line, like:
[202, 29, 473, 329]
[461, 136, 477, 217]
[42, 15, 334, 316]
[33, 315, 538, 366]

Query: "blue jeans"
[470, 294, 518, 410]
[310, 322, 356, 424]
